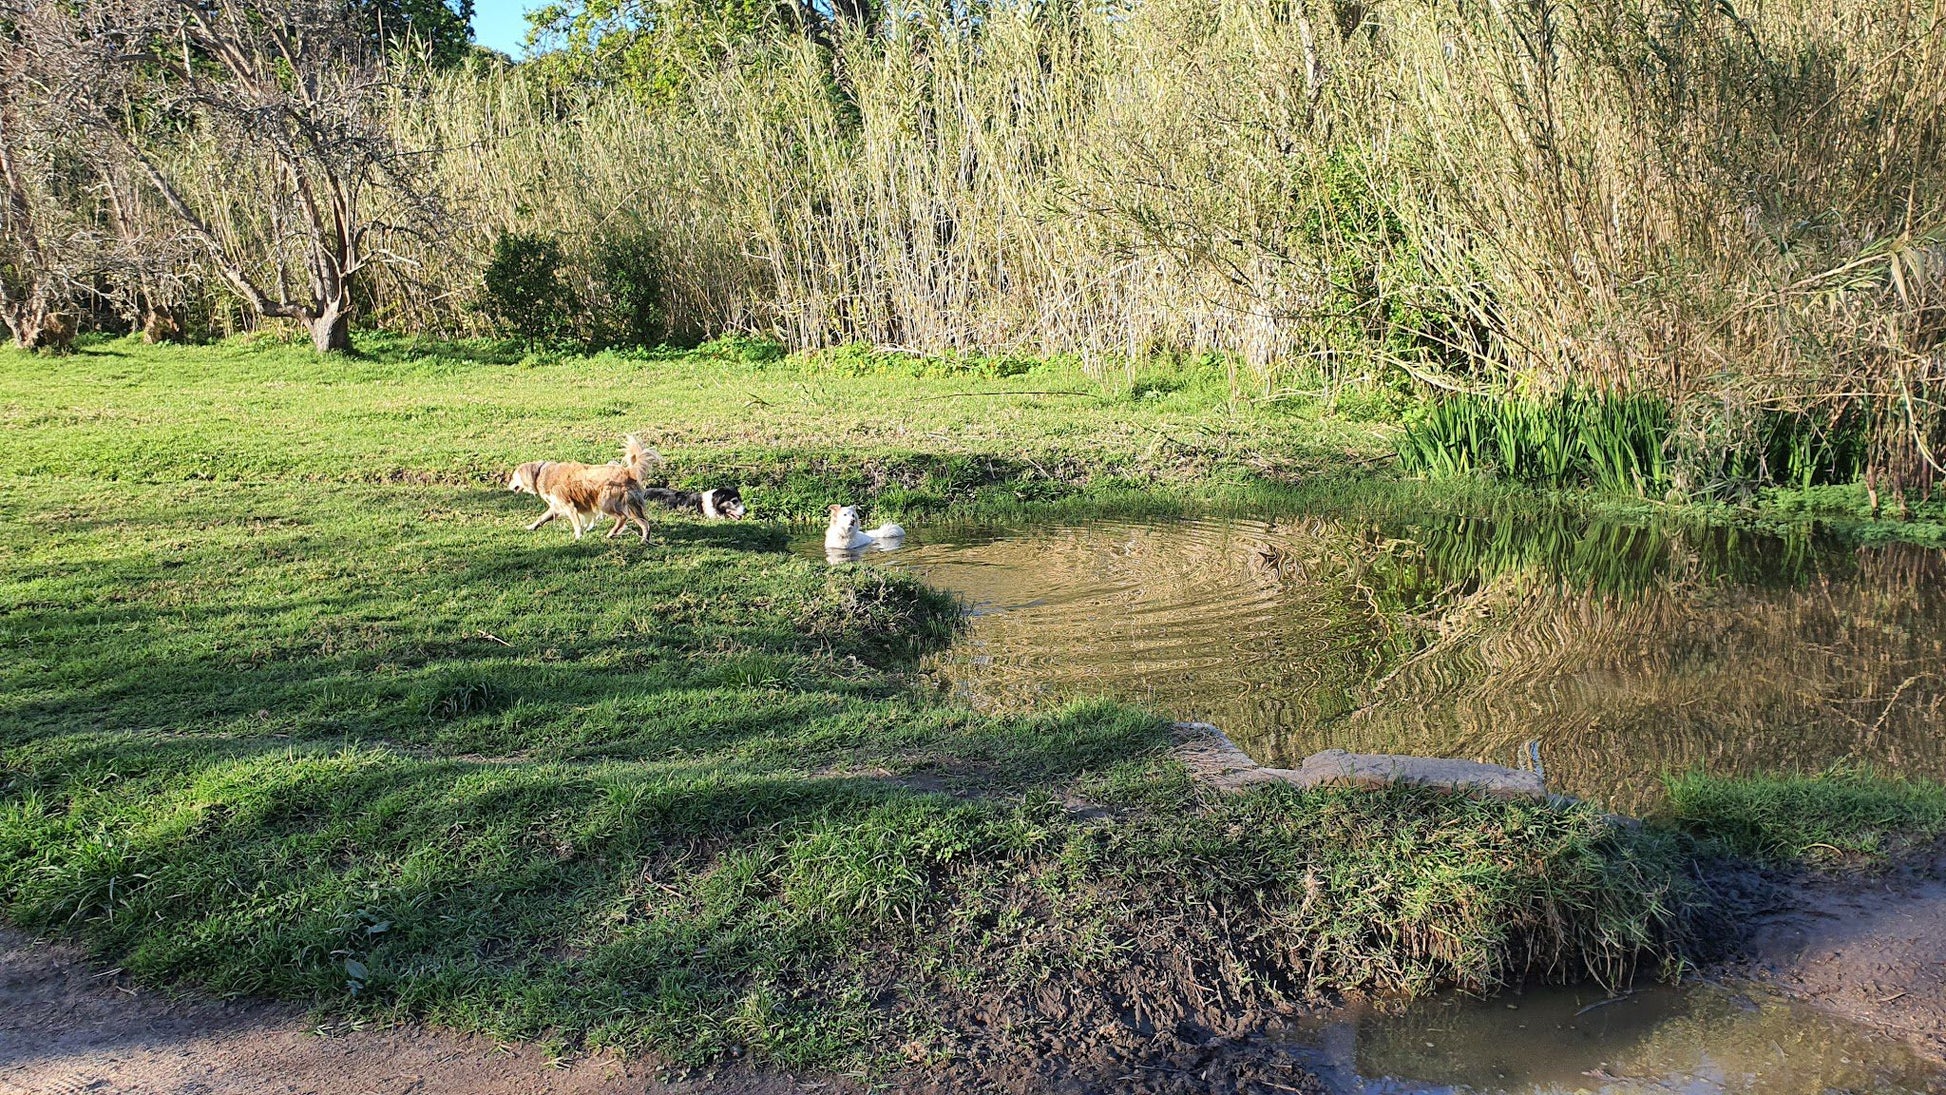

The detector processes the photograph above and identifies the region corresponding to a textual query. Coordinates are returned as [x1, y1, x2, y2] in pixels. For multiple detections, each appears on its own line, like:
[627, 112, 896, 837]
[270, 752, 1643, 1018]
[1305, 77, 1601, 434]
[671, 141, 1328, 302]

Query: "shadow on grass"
[1, 726, 1061, 1041]
[2, 475, 1166, 787]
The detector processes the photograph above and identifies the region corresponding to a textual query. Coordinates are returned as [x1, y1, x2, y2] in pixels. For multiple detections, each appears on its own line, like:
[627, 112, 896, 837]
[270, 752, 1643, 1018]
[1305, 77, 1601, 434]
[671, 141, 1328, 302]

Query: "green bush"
[479, 231, 576, 344]
[696, 333, 786, 363]
[587, 230, 666, 350]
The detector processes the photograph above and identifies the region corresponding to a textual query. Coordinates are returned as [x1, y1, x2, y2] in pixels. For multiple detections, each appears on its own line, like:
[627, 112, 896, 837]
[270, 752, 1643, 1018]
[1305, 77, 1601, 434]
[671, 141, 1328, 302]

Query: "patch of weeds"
[1331, 383, 1406, 423]
[1129, 377, 1182, 401]
[695, 333, 786, 364]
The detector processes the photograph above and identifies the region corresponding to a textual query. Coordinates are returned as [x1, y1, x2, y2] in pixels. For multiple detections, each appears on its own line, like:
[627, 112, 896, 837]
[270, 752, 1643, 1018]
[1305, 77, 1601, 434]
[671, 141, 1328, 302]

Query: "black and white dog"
[641, 486, 748, 520]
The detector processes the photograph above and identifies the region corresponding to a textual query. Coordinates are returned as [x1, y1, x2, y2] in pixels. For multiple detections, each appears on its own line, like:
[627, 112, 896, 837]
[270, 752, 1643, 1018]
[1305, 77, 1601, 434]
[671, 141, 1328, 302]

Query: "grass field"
[0, 333, 1896, 1072]
[0, 332, 1396, 519]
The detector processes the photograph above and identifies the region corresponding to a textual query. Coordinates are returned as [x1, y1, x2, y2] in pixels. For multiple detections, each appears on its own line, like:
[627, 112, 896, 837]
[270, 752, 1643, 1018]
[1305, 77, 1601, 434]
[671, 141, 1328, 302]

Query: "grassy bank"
[1666, 770, 1946, 871]
[0, 336, 1729, 1072]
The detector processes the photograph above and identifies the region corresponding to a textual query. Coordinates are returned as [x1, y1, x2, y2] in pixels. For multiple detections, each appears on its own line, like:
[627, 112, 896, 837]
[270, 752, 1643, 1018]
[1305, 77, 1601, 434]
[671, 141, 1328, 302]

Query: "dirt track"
[0, 930, 827, 1095]
[1734, 868, 1946, 1063]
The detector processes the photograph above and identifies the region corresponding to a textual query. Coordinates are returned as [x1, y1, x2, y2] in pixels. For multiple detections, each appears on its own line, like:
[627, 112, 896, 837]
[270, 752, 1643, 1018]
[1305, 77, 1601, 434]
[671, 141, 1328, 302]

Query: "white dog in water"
[824, 504, 904, 553]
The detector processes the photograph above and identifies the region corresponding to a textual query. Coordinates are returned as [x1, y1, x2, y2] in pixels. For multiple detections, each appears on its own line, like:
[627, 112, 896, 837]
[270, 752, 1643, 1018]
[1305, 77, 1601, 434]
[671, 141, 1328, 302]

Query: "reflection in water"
[1311, 983, 1942, 1095]
[801, 513, 1946, 810]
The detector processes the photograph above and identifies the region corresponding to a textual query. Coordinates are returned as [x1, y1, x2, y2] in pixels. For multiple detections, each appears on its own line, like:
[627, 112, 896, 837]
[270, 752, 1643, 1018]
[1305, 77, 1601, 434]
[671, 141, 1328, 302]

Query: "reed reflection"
[809, 513, 1946, 810]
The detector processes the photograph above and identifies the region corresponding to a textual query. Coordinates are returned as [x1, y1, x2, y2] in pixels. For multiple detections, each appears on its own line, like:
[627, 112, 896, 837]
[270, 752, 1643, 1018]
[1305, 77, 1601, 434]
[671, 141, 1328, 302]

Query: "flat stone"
[1173, 722, 1550, 800]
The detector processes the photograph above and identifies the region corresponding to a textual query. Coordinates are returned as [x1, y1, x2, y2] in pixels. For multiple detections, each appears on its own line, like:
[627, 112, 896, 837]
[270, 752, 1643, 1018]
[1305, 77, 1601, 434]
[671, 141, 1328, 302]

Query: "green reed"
[1395, 389, 1904, 500]
[1399, 392, 1672, 495]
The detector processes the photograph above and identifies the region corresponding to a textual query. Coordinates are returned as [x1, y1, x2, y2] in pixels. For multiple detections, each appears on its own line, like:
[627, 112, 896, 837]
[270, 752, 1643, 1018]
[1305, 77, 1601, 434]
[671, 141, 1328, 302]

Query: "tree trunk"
[6, 289, 71, 351]
[310, 304, 350, 353]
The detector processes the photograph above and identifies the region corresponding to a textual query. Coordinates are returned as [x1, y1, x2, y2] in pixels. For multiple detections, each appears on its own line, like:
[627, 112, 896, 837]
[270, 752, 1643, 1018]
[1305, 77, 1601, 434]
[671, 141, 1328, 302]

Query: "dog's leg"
[606, 515, 627, 539]
[528, 509, 559, 531]
[634, 513, 652, 542]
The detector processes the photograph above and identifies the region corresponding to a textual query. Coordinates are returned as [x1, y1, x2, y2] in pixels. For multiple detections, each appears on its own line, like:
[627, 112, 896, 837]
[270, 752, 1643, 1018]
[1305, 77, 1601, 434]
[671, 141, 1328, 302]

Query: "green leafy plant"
[479, 231, 576, 345]
[587, 229, 666, 349]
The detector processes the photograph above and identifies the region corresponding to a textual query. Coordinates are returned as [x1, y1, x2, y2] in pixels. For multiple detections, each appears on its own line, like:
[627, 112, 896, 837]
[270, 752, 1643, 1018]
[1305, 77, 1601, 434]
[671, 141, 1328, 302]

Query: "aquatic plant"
[1393, 388, 1924, 501]
[1398, 391, 1672, 495]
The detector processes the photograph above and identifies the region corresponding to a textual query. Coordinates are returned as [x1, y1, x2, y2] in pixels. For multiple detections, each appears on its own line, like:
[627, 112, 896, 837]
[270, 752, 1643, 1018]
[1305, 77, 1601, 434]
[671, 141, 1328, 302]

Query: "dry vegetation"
[9, 0, 1942, 495]
[384, 0, 1946, 389]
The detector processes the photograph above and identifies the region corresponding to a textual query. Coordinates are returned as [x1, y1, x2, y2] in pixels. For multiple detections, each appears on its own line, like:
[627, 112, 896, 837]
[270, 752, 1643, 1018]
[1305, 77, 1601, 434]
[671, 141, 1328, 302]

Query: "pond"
[801, 511, 1946, 812]
[801, 507, 1946, 1088]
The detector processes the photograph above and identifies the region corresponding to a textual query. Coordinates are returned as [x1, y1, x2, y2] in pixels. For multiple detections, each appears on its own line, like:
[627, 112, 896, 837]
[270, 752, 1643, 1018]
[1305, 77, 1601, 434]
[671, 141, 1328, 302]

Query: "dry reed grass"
[137, 0, 1944, 461]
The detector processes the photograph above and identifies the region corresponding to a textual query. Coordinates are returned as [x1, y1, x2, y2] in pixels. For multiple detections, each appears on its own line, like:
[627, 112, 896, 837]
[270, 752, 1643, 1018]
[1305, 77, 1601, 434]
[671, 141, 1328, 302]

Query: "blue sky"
[471, 0, 539, 57]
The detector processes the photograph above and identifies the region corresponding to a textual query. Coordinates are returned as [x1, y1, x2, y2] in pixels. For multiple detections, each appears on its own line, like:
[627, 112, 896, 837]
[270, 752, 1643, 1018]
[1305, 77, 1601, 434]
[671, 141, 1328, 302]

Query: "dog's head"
[827, 504, 861, 537]
[508, 461, 544, 494]
[702, 488, 747, 520]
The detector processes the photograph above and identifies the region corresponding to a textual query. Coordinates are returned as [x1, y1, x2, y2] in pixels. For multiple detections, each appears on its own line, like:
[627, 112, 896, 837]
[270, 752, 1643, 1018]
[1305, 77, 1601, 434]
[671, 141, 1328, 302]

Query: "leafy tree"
[357, 0, 478, 68]
[525, 0, 873, 98]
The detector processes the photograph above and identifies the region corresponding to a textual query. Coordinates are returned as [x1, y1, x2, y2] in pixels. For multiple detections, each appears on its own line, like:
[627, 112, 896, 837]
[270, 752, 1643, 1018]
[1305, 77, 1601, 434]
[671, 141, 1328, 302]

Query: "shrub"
[697, 334, 786, 363]
[587, 229, 666, 350]
[479, 232, 576, 344]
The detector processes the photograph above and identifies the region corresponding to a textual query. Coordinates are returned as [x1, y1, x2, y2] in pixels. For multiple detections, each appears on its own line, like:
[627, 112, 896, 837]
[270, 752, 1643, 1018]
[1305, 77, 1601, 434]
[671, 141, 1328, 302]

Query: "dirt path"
[1732, 870, 1946, 1063]
[0, 930, 828, 1095]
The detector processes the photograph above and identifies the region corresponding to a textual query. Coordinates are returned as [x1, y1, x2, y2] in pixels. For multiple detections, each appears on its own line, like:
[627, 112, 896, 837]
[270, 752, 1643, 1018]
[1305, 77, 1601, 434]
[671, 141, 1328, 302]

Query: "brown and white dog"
[508, 435, 659, 542]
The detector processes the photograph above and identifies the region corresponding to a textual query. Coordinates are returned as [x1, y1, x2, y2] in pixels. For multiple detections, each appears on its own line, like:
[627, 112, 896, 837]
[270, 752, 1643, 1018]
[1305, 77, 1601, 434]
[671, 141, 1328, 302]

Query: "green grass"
[1, 332, 1391, 523]
[0, 335, 1726, 1069]
[1665, 769, 1946, 870]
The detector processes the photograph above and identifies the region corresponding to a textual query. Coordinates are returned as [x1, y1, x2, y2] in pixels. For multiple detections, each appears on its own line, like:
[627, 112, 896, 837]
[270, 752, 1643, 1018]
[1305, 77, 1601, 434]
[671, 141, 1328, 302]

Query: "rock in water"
[1174, 722, 1550, 800]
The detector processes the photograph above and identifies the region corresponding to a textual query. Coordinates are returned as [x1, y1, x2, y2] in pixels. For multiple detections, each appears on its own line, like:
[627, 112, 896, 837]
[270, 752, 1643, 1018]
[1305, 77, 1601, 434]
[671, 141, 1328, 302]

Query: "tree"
[0, 22, 106, 352]
[525, 0, 875, 97]
[357, 0, 478, 68]
[10, 0, 446, 354]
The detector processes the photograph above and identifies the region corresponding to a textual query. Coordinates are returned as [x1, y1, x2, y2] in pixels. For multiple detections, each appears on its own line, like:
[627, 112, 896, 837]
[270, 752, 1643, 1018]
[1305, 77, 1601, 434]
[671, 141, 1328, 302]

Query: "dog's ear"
[828, 504, 842, 517]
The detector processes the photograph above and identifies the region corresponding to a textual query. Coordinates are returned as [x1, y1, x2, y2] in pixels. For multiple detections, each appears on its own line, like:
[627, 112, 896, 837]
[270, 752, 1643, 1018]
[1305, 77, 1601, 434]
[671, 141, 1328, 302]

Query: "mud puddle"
[1308, 981, 1943, 1094]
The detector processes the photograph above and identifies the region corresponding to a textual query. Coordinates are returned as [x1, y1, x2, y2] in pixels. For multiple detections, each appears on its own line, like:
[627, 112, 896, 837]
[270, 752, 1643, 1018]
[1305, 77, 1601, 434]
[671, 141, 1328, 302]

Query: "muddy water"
[802, 512, 1946, 811]
[802, 511, 1946, 1088]
[1310, 982, 1943, 1094]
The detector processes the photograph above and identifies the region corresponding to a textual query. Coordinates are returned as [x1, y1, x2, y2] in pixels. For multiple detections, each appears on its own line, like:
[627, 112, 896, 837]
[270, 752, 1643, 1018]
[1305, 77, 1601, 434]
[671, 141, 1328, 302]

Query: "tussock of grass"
[1664, 769, 1946, 869]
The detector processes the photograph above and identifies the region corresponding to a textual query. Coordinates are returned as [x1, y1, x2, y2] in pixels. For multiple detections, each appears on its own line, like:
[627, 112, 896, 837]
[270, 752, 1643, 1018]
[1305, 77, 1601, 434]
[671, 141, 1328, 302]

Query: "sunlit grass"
[1666, 769, 1946, 869]
[0, 333, 1390, 521]
[0, 338, 1736, 1067]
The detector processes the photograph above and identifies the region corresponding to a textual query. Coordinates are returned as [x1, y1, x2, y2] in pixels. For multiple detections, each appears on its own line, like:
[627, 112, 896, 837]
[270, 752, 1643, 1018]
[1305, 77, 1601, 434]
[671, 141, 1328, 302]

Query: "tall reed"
[120, 0, 1946, 487]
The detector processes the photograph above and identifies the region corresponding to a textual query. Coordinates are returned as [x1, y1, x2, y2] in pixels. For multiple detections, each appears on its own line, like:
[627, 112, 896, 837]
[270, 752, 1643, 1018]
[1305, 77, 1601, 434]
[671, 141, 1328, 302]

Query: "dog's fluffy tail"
[621, 434, 662, 481]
